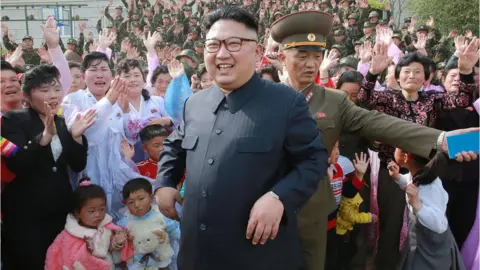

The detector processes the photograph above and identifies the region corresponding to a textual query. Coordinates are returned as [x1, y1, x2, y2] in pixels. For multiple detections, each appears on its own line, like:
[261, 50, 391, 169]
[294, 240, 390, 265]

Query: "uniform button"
[28, 141, 32, 144]
[23, 146, 28, 149]
[202, 190, 207, 197]
[224, 103, 229, 109]
[200, 224, 206, 231]
[208, 158, 214, 165]
[215, 129, 222, 135]
[52, 167, 57, 172]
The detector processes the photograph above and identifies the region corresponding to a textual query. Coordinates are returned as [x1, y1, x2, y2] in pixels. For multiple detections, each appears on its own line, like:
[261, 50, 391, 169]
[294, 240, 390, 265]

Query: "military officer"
[368, 10, 379, 25]
[359, 22, 376, 43]
[270, 10, 466, 270]
[64, 38, 83, 62]
[104, 5, 124, 30]
[2, 32, 40, 67]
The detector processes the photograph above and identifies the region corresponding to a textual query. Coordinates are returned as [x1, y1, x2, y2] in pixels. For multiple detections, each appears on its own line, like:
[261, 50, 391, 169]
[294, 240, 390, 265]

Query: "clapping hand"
[458, 37, 479, 74]
[120, 139, 135, 160]
[246, 192, 284, 245]
[387, 161, 400, 180]
[369, 41, 392, 75]
[353, 152, 370, 179]
[106, 76, 127, 105]
[168, 59, 185, 79]
[40, 102, 57, 146]
[41, 16, 60, 49]
[71, 108, 97, 141]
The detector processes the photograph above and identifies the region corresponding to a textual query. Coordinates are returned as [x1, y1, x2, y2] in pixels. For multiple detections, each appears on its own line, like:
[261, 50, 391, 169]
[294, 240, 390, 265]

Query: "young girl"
[45, 180, 130, 270]
[388, 150, 465, 270]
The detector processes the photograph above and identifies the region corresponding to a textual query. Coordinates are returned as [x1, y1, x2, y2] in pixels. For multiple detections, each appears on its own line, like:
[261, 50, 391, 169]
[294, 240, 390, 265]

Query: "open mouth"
[49, 102, 59, 108]
[94, 81, 106, 88]
[217, 64, 234, 72]
[4, 90, 19, 96]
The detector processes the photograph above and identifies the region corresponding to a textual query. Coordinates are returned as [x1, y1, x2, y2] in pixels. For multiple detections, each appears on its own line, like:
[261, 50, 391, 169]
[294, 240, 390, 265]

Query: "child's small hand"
[353, 152, 370, 179]
[114, 228, 128, 246]
[370, 213, 378, 223]
[84, 236, 95, 253]
[405, 184, 422, 211]
[327, 164, 335, 182]
[387, 161, 400, 180]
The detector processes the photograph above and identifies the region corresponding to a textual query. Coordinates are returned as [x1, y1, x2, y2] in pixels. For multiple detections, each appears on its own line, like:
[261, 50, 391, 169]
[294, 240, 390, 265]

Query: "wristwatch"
[269, 191, 280, 200]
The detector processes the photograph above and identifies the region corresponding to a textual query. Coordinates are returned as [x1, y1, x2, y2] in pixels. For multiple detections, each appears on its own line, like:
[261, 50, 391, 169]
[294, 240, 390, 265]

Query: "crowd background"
[0, 0, 479, 270]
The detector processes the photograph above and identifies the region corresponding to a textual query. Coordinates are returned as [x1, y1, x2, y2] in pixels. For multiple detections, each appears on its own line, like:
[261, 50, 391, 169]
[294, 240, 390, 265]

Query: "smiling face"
[85, 60, 112, 99]
[28, 79, 63, 115]
[398, 62, 425, 92]
[153, 73, 172, 97]
[205, 19, 259, 91]
[1, 69, 22, 112]
[119, 66, 145, 98]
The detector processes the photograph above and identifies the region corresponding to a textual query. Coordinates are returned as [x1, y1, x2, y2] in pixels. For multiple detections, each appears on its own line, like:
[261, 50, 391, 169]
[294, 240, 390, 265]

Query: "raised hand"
[191, 74, 200, 90]
[99, 29, 116, 50]
[143, 31, 162, 54]
[38, 47, 52, 64]
[458, 37, 479, 74]
[359, 41, 373, 64]
[320, 49, 339, 72]
[121, 39, 132, 52]
[41, 16, 60, 49]
[126, 47, 140, 60]
[378, 27, 393, 46]
[454, 35, 468, 54]
[71, 108, 97, 139]
[246, 192, 284, 245]
[448, 29, 457, 39]
[168, 59, 185, 79]
[79, 22, 86, 33]
[120, 139, 135, 160]
[465, 30, 473, 39]
[425, 16, 434, 28]
[353, 152, 370, 178]
[8, 47, 24, 68]
[106, 76, 127, 105]
[89, 40, 99, 53]
[413, 33, 427, 51]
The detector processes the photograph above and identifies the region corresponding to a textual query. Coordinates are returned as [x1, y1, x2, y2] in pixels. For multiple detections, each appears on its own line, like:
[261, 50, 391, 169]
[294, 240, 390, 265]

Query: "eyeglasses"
[205, 37, 258, 53]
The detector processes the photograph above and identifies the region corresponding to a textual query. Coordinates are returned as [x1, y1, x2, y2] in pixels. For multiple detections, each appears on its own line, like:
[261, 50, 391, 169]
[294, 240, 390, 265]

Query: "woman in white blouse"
[116, 59, 175, 162]
[388, 149, 465, 270]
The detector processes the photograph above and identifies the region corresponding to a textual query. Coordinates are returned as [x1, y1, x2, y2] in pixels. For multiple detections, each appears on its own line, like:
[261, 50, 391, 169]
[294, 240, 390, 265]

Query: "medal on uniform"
[304, 88, 314, 104]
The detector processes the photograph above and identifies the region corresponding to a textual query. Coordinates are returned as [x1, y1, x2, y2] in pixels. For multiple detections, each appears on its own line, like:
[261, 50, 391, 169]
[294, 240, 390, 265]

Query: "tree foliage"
[410, 0, 479, 35]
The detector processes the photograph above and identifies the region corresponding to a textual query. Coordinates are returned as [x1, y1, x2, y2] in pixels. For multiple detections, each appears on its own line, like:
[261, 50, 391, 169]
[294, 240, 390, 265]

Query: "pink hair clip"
[79, 180, 92, 187]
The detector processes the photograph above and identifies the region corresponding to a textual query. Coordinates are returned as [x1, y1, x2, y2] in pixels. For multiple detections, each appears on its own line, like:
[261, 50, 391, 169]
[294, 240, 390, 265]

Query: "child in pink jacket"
[45, 180, 133, 270]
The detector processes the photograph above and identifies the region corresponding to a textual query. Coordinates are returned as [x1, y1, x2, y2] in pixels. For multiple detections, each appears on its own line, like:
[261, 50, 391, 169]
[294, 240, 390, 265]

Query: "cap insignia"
[307, 33, 316, 41]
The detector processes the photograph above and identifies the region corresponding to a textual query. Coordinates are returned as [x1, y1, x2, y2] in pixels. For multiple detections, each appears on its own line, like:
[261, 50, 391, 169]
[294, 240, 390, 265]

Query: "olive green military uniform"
[194, 41, 204, 65]
[65, 37, 84, 63]
[2, 35, 41, 67]
[359, 22, 376, 43]
[175, 49, 198, 68]
[271, 10, 444, 270]
[105, 5, 124, 30]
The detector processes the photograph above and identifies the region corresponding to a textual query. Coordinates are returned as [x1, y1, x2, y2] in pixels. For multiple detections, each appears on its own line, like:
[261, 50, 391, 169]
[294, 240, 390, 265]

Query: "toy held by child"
[45, 179, 129, 270]
[388, 149, 465, 270]
[117, 178, 180, 270]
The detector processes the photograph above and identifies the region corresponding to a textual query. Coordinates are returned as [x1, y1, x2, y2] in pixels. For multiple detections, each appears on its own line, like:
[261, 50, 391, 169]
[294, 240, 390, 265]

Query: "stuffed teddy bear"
[128, 229, 174, 269]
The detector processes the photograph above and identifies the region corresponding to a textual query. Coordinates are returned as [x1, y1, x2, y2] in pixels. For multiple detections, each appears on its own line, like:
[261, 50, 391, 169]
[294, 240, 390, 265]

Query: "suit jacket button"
[207, 158, 214, 165]
[202, 190, 207, 197]
[23, 146, 28, 149]
[200, 224, 206, 231]
[224, 103, 229, 109]
[215, 129, 222, 135]
[28, 141, 32, 144]
[52, 167, 57, 172]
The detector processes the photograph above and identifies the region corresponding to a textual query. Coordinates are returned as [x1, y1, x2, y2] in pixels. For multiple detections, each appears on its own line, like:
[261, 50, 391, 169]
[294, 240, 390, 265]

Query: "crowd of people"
[1, 0, 479, 270]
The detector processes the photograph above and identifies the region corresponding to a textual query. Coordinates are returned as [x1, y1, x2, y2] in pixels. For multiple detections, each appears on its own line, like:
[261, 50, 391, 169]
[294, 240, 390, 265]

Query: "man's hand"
[155, 187, 182, 221]
[246, 192, 284, 245]
[442, 127, 479, 162]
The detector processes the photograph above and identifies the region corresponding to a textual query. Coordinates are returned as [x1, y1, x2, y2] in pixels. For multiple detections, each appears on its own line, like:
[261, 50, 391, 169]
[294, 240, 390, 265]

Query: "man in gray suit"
[154, 6, 328, 270]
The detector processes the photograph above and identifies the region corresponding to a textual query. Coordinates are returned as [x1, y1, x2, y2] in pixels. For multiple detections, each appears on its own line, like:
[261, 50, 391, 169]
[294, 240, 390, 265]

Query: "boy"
[325, 141, 376, 270]
[118, 178, 180, 270]
[123, 124, 168, 179]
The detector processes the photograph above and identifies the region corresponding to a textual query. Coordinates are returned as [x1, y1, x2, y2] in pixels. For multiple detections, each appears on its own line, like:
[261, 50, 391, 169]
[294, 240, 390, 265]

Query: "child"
[325, 141, 376, 270]
[118, 178, 180, 270]
[45, 180, 129, 270]
[388, 149, 465, 270]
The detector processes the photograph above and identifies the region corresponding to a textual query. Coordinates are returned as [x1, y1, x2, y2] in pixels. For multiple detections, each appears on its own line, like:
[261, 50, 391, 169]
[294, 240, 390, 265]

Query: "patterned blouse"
[358, 72, 477, 164]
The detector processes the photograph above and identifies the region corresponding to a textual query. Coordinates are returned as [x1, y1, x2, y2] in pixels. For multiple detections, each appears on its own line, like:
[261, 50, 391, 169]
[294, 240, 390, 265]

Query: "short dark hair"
[443, 59, 458, 79]
[82, 51, 110, 71]
[336, 70, 364, 89]
[117, 58, 151, 101]
[21, 65, 60, 96]
[122, 178, 153, 200]
[68, 61, 84, 72]
[1, 60, 17, 73]
[151, 65, 170, 86]
[329, 63, 348, 78]
[395, 52, 430, 80]
[72, 178, 107, 215]
[139, 124, 168, 144]
[203, 5, 258, 35]
[258, 65, 281, 82]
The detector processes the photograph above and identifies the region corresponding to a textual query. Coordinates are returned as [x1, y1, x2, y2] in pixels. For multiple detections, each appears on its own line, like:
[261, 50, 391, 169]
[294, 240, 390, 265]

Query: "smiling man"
[271, 11, 479, 270]
[154, 6, 329, 270]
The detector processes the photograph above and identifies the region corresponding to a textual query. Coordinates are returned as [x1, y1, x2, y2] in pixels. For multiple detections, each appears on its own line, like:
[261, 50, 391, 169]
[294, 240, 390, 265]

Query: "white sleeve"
[395, 173, 410, 189]
[415, 179, 449, 234]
